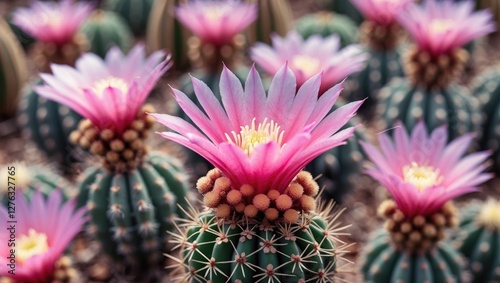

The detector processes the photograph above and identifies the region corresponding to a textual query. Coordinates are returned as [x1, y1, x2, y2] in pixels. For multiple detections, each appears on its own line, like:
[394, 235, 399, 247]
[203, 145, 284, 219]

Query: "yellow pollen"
[226, 118, 285, 156]
[17, 229, 50, 264]
[477, 199, 500, 231]
[429, 19, 455, 35]
[92, 77, 129, 97]
[291, 55, 321, 78]
[402, 162, 443, 191]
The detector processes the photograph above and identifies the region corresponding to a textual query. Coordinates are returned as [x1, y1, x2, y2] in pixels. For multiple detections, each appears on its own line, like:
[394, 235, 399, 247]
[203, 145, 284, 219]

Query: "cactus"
[471, 66, 500, 171]
[245, 0, 293, 45]
[77, 152, 191, 269]
[104, 0, 154, 37]
[81, 10, 133, 58]
[7, 18, 35, 50]
[170, 201, 347, 282]
[376, 77, 481, 141]
[325, 0, 363, 25]
[454, 199, 500, 283]
[17, 79, 83, 170]
[146, 0, 191, 71]
[295, 12, 358, 47]
[362, 229, 465, 283]
[0, 18, 28, 118]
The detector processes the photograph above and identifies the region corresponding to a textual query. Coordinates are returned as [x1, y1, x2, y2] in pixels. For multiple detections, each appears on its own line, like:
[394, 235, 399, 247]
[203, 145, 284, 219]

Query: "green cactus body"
[472, 66, 500, 171]
[245, 0, 293, 45]
[17, 79, 82, 170]
[104, 0, 154, 37]
[77, 152, 190, 267]
[295, 12, 358, 47]
[326, 0, 363, 25]
[348, 47, 405, 115]
[362, 229, 465, 283]
[81, 10, 132, 58]
[146, 0, 191, 71]
[307, 112, 365, 202]
[0, 18, 27, 118]
[455, 200, 500, 283]
[377, 78, 481, 141]
[174, 210, 340, 282]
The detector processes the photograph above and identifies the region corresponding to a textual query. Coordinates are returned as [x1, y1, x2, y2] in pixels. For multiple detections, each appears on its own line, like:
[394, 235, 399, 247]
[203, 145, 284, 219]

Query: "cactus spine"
[454, 199, 500, 283]
[245, 0, 293, 45]
[104, 0, 154, 37]
[295, 12, 358, 47]
[0, 18, 27, 118]
[81, 10, 133, 58]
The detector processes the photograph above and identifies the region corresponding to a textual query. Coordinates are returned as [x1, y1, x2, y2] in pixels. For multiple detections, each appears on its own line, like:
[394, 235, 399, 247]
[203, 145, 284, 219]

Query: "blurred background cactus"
[324, 0, 363, 25]
[295, 11, 358, 47]
[104, 0, 154, 37]
[245, 0, 293, 45]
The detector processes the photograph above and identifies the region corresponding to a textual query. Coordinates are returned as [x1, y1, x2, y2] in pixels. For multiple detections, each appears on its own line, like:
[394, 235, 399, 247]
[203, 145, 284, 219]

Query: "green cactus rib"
[81, 10, 133, 59]
[326, 0, 363, 25]
[245, 0, 293, 46]
[17, 79, 82, 169]
[104, 0, 154, 37]
[79, 152, 190, 266]
[454, 203, 500, 283]
[170, 203, 349, 283]
[377, 78, 481, 141]
[362, 229, 465, 283]
[348, 47, 405, 116]
[295, 12, 358, 47]
[472, 66, 500, 172]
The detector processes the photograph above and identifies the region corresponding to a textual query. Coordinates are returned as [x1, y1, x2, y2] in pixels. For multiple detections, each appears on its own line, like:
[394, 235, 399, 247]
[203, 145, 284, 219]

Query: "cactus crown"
[378, 199, 458, 254]
[70, 104, 156, 172]
[476, 199, 500, 231]
[360, 21, 403, 51]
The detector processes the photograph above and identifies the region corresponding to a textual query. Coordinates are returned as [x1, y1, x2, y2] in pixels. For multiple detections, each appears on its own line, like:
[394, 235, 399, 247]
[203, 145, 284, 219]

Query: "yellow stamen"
[225, 118, 285, 156]
[402, 162, 443, 191]
[477, 199, 500, 231]
[429, 19, 455, 35]
[18, 229, 50, 264]
[290, 55, 321, 78]
[92, 77, 129, 97]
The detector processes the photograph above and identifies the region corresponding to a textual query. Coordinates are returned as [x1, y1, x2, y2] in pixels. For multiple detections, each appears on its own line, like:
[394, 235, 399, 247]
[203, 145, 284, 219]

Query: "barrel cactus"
[471, 66, 500, 171]
[325, 0, 363, 25]
[81, 10, 133, 58]
[0, 18, 27, 118]
[245, 0, 293, 45]
[104, 0, 154, 37]
[454, 199, 500, 283]
[18, 79, 82, 170]
[146, 0, 191, 72]
[295, 12, 358, 47]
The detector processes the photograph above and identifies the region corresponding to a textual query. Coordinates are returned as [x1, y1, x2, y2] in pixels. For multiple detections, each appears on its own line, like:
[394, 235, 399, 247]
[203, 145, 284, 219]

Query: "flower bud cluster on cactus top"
[12, 0, 92, 46]
[250, 31, 368, 94]
[351, 0, 413, 26]
[361, 121, 492, 218]
[175, 0, 258, 46]
[153, 64, 364, 221]
[397, 0, 495, 57]
[0, 191, 87, 281]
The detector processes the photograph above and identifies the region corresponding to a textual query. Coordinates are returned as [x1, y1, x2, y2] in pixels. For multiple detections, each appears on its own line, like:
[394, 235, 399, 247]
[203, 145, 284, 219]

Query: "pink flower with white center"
[0, 190, 86, 281]
[12, 0, 92, 46]
[360, 122, 493, 217]
[152, 64, 364, 194]
[34, 44, 170, 134]
[351, 0, 414, 26]
[397, 0, 495, 57]
[250, 31, 367, 94]
[175, 0, 257, 46]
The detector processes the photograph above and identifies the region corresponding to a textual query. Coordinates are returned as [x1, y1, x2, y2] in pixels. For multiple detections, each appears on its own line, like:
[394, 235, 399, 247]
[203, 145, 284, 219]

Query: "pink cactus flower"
[397, 0, 495, 56]
[12, 0, 92, 46]
[152, 64, 364, 194]
[34, 44, 170, 134]
[361, 122, 493, 217]
[351, 0, 414, 26]
[250, 31, 367, 94]
[175, 0, 257, 46]
[0, 190, 86, 281]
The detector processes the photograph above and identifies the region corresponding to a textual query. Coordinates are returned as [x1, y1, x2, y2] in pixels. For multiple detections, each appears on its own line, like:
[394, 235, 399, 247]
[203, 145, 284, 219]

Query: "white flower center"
[226, 118, 284, 156]
[206, 7, 225, 21]
[291, 55, 321, 78]
[40, 12, 64, 28]
[429, 19, 455, 35]
[477, 199, 500, 231]
[402, 162, 443, 191]
[92, 77, 129, 97]
[18, 229, 50, 264]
